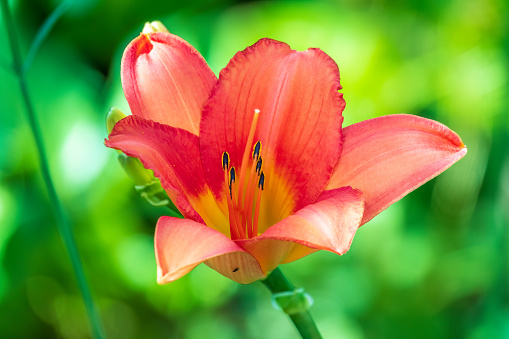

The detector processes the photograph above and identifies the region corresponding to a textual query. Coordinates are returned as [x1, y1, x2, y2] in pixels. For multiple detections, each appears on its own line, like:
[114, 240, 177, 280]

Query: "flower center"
[222, 109, 265, 240]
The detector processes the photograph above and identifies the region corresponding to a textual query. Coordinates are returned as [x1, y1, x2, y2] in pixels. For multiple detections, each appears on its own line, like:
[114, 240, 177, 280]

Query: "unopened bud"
[106, 107, 126, 134]
[142, 21, 169, 34]
[106, 108, 178, 211]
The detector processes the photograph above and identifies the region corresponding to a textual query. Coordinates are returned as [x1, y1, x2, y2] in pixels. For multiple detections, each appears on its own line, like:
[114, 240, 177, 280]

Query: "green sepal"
[135, 181, 173, 209]
[106, 107, 126, 134]
[117, 153, 156, 187]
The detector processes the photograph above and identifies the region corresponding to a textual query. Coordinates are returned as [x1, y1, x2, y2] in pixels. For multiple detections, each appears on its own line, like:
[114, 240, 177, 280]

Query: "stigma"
[221, 109, 265, 240]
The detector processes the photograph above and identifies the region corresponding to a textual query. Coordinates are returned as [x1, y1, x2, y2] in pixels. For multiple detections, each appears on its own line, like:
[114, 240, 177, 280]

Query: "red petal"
[155, 217, 265, 284]
[326, 114, 467, 225]
[236, 187, 364, 273]
[200, 39, 344, 226]
[122, 32, 216, 134]
[105, 115, 209, 224]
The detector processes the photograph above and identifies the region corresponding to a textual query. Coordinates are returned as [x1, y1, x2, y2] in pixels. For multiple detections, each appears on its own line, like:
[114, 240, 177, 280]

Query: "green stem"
[22, 0, 72, 75]
[1, 1, 105, 338]
[261, 267, 322, 339]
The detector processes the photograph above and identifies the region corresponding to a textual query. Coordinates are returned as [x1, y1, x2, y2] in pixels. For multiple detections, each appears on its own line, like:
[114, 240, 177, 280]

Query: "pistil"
[236, 109, 260, 212]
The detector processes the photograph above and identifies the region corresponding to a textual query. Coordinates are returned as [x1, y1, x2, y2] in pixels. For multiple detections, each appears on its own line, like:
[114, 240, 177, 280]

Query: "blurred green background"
[1, 0, 507, 338]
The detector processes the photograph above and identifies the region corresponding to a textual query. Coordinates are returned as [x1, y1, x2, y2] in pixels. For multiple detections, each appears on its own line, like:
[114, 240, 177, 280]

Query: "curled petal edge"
[236, 186, 364, 273]
[325, 114, 467, 225]
[105, 115, 209, 223]
[155, 216, 266, 284]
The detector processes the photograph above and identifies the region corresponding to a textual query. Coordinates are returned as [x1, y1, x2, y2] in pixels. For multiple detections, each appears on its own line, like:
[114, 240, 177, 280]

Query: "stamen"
[243, 162, 257, 236]
[224, 167, 239, 239]
[252, 171, 265, 237]
[253, 140, 261, 160]
[244, 144, 262, 237]
[229, 167, 245, 239]
[229, 167, 236, 189]
[222, 152, 230, 171]
[258, 172, 265, 190]
[255, 157, 263, 174]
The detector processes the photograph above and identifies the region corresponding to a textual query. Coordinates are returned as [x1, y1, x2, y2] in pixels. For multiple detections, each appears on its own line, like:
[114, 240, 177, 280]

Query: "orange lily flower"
[105, 30, 466, 284]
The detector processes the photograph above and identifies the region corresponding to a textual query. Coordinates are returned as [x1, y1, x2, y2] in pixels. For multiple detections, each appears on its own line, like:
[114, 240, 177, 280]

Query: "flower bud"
[106, 108, 177, 210]
[106, 107, 126, 134]
[121, 21, 216, 133]
[142, 21, 169, 34]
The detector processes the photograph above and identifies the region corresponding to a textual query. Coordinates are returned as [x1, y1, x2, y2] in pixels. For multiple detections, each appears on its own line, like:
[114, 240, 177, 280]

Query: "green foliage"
[1, 0, 507, 338]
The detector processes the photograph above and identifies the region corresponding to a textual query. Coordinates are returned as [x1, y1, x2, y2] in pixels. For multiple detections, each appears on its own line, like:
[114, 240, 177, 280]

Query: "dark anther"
[232, 267, 239, 272]
[222, 152, 230, 170]
[252, 140, 261, 160]
[258, 172, 265, 190]
[229, 167, 236, 185]
[256, 157, 263, 174]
